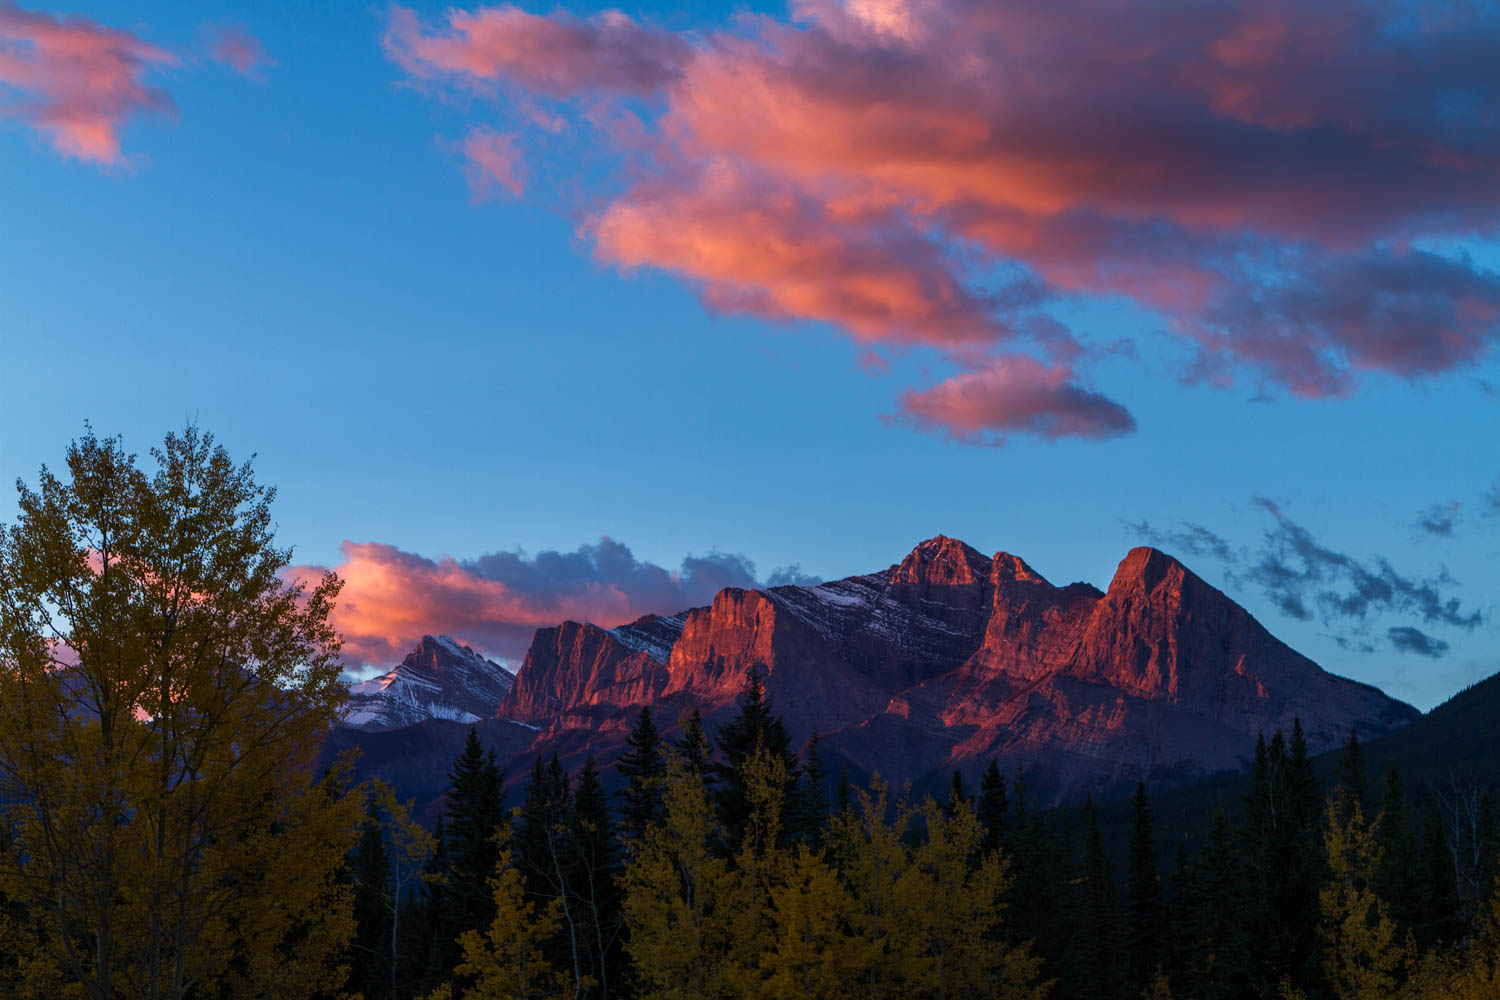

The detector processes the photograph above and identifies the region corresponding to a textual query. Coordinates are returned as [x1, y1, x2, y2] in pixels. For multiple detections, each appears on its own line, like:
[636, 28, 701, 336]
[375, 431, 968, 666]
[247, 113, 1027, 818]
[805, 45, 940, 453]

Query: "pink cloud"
[204, 23, 273, 79]
[383, 3, 688, 97]
[285, 537, 810, 667]
[893, 355, 1137, 446]
[0, 1, 177, 164]
[384, 0, 1500, 442]
[460, 125, 525, 199]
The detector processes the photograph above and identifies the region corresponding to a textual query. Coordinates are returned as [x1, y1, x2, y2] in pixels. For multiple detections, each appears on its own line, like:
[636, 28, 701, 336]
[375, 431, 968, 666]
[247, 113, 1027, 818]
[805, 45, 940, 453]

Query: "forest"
[1, 429, 1497, 1000]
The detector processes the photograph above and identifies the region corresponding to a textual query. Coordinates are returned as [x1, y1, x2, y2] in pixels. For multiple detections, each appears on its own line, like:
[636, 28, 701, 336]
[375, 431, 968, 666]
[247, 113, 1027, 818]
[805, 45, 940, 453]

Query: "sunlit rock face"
[341, 538, 1419, 808]
[344, 635, 514, 731]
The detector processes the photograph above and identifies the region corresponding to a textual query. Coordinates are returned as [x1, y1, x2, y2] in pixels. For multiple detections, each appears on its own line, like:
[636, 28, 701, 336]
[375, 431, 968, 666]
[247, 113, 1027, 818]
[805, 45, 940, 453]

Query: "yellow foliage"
[0, 428, 361, 1000]
[434, 844, 569, 1000]
[1319, 795, 1412, 1000]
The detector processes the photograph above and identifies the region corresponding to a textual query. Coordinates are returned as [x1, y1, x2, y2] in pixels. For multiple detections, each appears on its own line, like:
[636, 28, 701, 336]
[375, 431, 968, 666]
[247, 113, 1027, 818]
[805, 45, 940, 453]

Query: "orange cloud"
[285, 537, 814, 667]
[385, 0, 1500, 441]
[0, 2, 177, 164]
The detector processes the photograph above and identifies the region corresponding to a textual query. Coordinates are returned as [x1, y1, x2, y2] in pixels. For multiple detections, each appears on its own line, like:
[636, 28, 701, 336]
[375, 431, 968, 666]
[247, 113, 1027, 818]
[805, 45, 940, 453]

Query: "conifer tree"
[674, 708, 712, 779]
[1125, 781, 1167, 995]
[789, 732, 831, 847]
[1373, 763, 1421, 941]
[712, 673, 801, 850]
[1336, 729, 1369, 818]
[1417, 796, 1462, 949]
[977, 760, 1008, 855]
[569, 756, 623, 999]
[350, 800, 395, 1000]
[437, 729, 508, 980]
[1077, 796, 1122, 1000]
[1182, 809, 1255, 1000]
[515, 755, 587, 993]
[616, 707, 666, 846]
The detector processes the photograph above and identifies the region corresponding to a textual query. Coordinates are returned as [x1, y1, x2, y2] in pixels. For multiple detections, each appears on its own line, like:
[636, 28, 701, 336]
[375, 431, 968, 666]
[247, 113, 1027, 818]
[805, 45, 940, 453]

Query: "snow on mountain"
[343, 635, 514, 731]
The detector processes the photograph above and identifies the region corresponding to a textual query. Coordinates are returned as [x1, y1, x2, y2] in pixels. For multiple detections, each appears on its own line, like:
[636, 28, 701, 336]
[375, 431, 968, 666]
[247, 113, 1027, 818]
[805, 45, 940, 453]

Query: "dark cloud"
[1128, 497, 1485, 655]
[1416, 501, 1462, 537]
[1387, 626, 1450, 659]
[766, 564, 822, 587]
[1126, 520, 1238, 564]
[1243, 498, 1482, 630]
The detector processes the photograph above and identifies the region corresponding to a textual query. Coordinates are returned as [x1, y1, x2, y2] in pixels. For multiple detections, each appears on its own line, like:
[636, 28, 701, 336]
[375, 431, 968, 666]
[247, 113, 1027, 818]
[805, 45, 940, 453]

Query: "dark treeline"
[343, 676, 1500, 1000]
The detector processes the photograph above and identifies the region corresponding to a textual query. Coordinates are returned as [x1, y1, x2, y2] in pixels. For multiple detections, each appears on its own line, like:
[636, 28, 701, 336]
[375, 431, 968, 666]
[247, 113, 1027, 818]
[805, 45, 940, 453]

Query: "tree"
[673, 709, 712, 779]
[350, 799, 395, 1000]
[621, 754, 741, 999]
[976, 760, 1008, 855]
[712, 673, 801, 851]
[0, 427, 360, 1000]
[616, 707, 666, 846]
[1180, 809, 1255, 1000]
[432, 728, 508, 984]
[1319, 793, 1410, 1000]
[1077, 796, 1122, 1000]
[1125, 781, 1167, 995]
[569, 755, 623, 999]
[427, 841, 569, 1000]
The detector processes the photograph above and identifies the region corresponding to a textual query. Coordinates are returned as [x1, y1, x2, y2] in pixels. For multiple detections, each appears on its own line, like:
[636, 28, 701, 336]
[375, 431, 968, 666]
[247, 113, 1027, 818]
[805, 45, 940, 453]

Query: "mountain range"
[332, 536, 1421, 814]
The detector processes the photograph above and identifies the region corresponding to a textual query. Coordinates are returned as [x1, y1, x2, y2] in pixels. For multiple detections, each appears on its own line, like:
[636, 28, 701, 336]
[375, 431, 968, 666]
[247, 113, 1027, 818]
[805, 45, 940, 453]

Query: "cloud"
[1129, 498, 1485, 654]
[1242, 498, 1484, 630]
[892, 354, 1136, 445]
[1485, 478, 1500, 516]
[459, 125, 525, 199]
[1416, 501, 1462, 537]
[0, 2, 177, 164]
[203, 23, 273, 79]
[1125, 520, 1237, 564]
[382, 3, 688, 97]
[1387, 626, 1450, 659]
[384, 0, 1500, 443]
[285, 537, 819, 667]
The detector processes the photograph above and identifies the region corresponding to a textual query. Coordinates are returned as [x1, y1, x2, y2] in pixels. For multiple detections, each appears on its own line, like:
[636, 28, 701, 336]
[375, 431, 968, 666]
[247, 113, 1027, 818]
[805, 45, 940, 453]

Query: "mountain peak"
[1110, 546, 1192, 592]
[892, 535, 991, 586]
[990, 551, 1049, 586]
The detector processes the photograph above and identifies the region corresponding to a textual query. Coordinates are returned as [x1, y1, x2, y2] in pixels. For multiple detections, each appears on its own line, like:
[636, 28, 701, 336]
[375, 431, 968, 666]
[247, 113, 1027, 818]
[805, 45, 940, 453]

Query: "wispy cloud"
[1129, 497, 1486, 658]
[202, 22, 273, 80]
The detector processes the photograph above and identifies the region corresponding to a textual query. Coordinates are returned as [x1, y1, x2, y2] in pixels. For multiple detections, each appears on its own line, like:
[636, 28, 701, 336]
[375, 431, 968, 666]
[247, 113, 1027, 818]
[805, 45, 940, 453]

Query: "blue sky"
[2, 0, 1498, 708]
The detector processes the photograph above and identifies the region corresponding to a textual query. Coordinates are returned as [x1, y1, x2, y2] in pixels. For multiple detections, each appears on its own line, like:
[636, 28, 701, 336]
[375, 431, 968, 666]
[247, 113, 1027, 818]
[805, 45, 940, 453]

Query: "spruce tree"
[437, 729, 508, 983]
[789, 732, 831, 846]
[616, 706, 666, 845]
[1336, 728, 1369, 818]
[349, 801, 394, 1000]
[674, 708, 712, 778]
[977, 760, 1009, 855]
[515, 754, 587, 992]
[1373, 763, 1421, 939]
[711, 672, 801, 851]
[570, 756, 623, 999]
[1125, 781, 1166, 994]
[1184, 809, 1255, 1000]
[1077, 796, 1122, 1000]
[1417, 794, 1461, 948]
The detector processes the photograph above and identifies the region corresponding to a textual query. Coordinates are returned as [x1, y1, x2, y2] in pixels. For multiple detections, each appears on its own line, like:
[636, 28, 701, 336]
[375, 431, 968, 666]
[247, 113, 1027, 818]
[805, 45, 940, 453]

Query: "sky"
[2, 0, 1498, 710]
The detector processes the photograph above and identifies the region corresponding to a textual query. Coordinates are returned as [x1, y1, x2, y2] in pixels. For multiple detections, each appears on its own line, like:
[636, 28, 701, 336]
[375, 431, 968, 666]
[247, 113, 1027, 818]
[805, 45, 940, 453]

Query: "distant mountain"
[344, 635, 514, 731]
[335, 538, 1419, 811]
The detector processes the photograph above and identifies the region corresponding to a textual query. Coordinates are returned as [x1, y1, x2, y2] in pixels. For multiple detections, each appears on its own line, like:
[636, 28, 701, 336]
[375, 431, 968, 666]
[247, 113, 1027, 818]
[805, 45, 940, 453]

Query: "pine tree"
[1004, 766, 1071, 995]
[712, 673, 801, 852]
[1077, 796, 1122, 1000]
[976, 760, 1008, 855]
[1126, 781, 1167, 995]
[1182, 809, 1255, 1000]
[674, 708, 713, 778]
[616, 707, 666, 847]
[1336, 729, 1369, 818]
[438, 729, 508, 980]
[569, 756, 623, 999]
[1417, 795, 1462, 949]
[1373, 763, 1421, 941]
[515, 755, 587, 993]
[350, 800, 395, 1000]
[789, 732, 831, 847]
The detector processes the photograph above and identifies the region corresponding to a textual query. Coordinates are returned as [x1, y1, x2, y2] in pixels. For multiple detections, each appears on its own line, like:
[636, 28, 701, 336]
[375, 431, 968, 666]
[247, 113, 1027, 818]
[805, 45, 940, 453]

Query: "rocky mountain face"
[340, 538, 1419, 809]
[345, 635, 515, 732]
